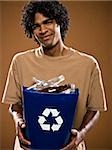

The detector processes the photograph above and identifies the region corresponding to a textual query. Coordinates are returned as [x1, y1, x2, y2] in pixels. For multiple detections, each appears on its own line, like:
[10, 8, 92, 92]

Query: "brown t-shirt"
[2, 47, 107, 128]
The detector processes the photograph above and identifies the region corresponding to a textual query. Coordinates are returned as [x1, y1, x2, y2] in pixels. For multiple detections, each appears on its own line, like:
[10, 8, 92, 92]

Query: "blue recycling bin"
[23, 87, 79, 150]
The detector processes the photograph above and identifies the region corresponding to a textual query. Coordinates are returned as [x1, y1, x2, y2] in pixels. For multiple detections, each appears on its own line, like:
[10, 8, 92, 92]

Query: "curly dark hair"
[21, 0, 69, 41]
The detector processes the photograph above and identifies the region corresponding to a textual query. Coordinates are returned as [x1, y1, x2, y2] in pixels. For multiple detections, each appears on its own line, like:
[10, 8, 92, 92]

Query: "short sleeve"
[87, 60, 107, 111]
[2, 56, 22, 104]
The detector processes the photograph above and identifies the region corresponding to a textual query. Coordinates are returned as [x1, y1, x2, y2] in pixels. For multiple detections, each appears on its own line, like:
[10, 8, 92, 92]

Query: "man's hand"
[60, 129, 86, 150]
[60, 131, 77, 150]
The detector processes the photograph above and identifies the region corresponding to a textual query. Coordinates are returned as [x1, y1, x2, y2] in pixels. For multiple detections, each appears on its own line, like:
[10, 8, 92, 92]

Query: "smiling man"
[2, 1, 107, 150]
[33, 13, 59, 47]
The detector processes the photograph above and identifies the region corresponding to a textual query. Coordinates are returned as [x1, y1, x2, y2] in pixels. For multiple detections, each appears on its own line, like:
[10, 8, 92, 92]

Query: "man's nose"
[40, 24, 47, 34]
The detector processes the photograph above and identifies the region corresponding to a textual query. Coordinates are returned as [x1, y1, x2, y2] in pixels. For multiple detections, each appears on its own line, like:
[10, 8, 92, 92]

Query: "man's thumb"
[71, 129, 78, 136]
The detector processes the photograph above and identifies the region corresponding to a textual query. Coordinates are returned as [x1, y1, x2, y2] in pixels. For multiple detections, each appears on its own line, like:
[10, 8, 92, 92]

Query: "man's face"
[33, 12, 61, 48]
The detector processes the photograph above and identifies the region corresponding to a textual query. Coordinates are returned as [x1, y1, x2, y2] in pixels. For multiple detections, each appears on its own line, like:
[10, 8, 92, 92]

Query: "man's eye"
[47, 20, 53, 24]
[45, 20, 53, 25]
[32, 24, 39, 30]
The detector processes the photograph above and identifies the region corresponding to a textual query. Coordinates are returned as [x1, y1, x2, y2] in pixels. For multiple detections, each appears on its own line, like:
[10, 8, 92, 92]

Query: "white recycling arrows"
[55, 116, 63, 124]
[40, 124, 50, 131]
[50, 109, 60, 117]
[51, 124, 61, 132]
[38, 116, 46, 124]
[42, 108, 50, 117]
[37, 108, 63, 132]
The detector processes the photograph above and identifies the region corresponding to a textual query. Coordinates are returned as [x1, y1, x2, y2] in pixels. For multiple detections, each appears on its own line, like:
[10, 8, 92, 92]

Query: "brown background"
[0, 1, 112, 150]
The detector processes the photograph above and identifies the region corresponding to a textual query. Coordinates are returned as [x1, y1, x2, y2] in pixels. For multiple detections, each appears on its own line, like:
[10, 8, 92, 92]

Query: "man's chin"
[42, 41, 58, 50]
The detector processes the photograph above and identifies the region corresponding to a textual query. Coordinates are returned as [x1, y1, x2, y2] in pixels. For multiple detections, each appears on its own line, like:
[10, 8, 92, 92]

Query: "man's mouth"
[41, 34, 52, 41]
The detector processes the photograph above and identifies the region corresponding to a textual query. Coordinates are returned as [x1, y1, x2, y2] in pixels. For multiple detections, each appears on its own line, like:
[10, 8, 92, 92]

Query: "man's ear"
[57, 24, 60, 28]
[56, 24, 61, 31]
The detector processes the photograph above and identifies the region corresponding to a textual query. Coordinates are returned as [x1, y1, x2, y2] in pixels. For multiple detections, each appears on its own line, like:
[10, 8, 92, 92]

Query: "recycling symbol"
[38, 108, 63, 132]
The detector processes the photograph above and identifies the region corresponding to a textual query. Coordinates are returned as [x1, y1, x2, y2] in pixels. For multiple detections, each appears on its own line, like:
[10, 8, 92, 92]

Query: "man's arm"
[9, 103, 31, 146]
[61, 110, 100, 150]
[79, 110, 100, 131]
[73, 110, 100, 145]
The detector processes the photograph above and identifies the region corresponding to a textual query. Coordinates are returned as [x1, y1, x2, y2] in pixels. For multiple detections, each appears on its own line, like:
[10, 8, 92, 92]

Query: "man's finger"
[60, 138, 75, 150]
[18, 125, 31, 145]
[71, 129, 78, 136]
[17, 118, 26, 128]
[19, 137, 31, 146]
[19, 121, 26, 128]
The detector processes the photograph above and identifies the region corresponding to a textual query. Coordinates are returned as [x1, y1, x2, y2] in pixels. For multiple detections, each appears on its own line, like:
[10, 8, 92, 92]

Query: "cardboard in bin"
[23, 87, 79, 150]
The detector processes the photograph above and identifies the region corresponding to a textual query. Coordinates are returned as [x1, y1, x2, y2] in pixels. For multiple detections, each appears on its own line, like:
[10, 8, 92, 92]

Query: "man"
[2, 1, 107, 150]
